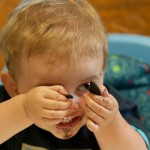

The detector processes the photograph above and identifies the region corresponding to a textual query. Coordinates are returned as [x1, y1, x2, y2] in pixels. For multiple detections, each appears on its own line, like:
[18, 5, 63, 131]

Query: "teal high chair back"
[108, 34, 150, 64]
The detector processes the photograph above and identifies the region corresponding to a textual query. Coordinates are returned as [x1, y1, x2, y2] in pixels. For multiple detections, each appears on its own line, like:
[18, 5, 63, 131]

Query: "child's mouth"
[56, 116, 82, 128]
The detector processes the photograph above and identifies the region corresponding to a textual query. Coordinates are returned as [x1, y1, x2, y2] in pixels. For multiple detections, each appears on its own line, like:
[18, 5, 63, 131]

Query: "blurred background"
[0, 0, 150, 70]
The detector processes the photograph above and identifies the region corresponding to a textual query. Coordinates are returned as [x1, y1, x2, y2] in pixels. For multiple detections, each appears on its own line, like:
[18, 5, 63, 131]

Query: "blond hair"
[0, 0, 107, 75]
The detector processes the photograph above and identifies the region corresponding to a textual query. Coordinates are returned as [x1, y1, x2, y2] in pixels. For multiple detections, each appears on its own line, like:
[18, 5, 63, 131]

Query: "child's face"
[16, 53, 104, 139]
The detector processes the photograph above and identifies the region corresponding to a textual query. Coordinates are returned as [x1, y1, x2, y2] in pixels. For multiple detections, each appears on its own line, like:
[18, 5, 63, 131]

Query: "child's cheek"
[78, 94, 87, 109]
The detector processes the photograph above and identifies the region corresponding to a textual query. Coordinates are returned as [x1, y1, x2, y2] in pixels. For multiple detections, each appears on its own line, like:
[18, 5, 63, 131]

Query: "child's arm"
[0, 94, 33, 144]
[0, 85, 72, 144]
[95, 112, 148, 150]
[83, 85, 148, 150]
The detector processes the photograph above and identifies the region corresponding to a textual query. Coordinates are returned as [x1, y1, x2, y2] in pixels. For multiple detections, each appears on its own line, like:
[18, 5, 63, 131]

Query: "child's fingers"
[83, 85, 120, 132]
[100, 85, 109, 96]
[44, 89, 69, 102]
[85, 97, 109, 120]
[42, 98, 72, 110]
[89, 94, 114, 110]
[84, 97, 119, 130]
[39, 85, 71, 102]
[88, 85, 119, 110]
[48, 85, 73, 99]
[100, 86, 118, 108]
[31, 86, 69, 102]
[83, 92, 119, 122]
[48, 85, 67, 94]
[42, 109, 69, 119]
[86, 118, 99, 132]
[84, 104, 108, 129]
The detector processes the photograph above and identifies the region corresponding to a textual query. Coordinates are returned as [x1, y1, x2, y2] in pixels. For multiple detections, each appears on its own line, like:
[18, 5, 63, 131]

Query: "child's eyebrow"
[35, 83, 55, 87]
[81, 75, 99, 82]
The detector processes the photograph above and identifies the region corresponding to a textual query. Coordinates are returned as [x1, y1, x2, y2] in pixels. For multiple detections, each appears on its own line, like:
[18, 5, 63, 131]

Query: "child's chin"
[53, 121, 85, 139]
[52, 129, 76, 140]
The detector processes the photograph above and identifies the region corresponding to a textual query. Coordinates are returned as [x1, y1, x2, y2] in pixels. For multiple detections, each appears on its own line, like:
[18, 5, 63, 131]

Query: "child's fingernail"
[83, 93, 88, 98]
[101, 88, 108, 96]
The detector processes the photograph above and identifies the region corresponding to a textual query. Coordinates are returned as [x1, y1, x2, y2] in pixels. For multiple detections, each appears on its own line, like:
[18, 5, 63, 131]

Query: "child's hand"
[22, 85, 72, 130]
[83, 85, 119, 133]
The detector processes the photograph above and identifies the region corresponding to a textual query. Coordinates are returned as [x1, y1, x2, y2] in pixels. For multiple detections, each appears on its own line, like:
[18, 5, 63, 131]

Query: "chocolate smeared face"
[16, 51, 104, 139]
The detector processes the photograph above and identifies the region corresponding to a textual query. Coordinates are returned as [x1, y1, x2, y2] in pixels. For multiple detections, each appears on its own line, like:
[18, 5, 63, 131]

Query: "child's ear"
[1, 71, 18, 97]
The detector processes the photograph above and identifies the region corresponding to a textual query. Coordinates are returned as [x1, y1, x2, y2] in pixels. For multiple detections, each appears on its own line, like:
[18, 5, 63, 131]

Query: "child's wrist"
[18, 94, 33, 125]
[95, 111, 121, 136]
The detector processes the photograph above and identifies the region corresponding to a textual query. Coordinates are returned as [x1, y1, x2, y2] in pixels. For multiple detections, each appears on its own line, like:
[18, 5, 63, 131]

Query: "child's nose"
[68, 94, 85, 109]
[69, 102, 79, 111]
[70, 94, 81, 104]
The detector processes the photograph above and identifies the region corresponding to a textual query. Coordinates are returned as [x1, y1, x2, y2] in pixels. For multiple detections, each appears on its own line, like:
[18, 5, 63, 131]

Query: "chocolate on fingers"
[88, 81, 113, 110]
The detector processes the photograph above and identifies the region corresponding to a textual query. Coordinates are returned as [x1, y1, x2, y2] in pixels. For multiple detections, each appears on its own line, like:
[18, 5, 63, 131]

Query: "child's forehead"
[25, 36, 104, 64]
[28, 51, 102, 65]
[24, 53, 103, 84]
[24, 52, 103, 77]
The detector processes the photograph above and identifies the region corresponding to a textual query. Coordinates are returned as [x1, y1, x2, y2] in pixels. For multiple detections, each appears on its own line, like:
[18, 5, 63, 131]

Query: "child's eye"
[76, 82, 90, 97]
[77, 82, 90, 91]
